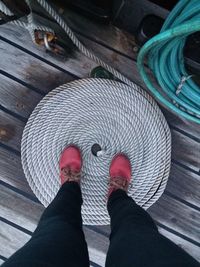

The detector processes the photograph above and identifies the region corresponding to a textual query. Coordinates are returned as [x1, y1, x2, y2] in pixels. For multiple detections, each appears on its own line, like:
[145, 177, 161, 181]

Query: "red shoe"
[59, 145, 82, 185]
[108, 153, 132, 197]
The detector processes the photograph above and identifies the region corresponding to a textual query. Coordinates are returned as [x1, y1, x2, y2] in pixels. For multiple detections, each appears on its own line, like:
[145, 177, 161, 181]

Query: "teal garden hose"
[137, 0, 200, 124]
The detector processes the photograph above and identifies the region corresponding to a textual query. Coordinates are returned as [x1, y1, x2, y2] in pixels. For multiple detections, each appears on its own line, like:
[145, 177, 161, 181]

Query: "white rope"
[0, 0, 54, 43]
[21, 79, 171, 225]
[9, 15, 54, 43]
[25, 0, 54, 43]
[0, 1, 13, 16]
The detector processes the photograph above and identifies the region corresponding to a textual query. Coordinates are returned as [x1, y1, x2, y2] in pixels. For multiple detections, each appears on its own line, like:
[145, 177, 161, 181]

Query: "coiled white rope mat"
[21, 79, 171, 225]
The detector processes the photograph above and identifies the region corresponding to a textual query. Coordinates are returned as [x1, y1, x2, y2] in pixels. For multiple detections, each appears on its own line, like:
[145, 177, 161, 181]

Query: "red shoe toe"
[109, 153, 131, 182]
[59, 145, 82, 185]
[108, 153, 132, 197]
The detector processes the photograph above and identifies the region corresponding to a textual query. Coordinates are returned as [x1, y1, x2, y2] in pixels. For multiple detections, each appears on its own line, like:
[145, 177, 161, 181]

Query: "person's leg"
[105, 153, 200, 267]
[2, 182, 89, 267]
[106, 189, 200, 267]
[2, 145, 89, 267]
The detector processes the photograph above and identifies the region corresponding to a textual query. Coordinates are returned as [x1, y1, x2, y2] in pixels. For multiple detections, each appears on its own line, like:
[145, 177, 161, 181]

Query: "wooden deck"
[0, 9, 200, 266]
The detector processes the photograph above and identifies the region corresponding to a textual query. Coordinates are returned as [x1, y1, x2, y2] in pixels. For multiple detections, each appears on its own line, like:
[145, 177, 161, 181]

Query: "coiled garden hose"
[137, 0, 200, 124]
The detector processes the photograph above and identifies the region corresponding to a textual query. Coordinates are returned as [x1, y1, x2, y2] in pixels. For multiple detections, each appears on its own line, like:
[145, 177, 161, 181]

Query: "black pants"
[2, 182, 199, 267]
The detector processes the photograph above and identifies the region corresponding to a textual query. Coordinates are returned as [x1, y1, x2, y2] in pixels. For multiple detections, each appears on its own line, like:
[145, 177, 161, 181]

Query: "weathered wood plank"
[0, 42, 75, 94]
[32, 4, 137, 60]
[171, 131, 200, 173]
[0, 147, 32, 194]
[84, 228, 107, 266]
[161, 109, 200, 141]
[0, 221, 30, 258]
[148, 194, 200, 244]
[0, 185, 43, 229]
[0, 186, 107, 266]
[166, 163, 200, 207]
[0, 109, 24, 151]
[0, 23, 96, 79]
[0, 74, 42, 119]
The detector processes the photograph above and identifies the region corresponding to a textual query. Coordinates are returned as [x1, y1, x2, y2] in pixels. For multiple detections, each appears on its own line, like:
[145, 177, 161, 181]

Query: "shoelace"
[109, 177, 129, 191]
[61, 168, 81, 183]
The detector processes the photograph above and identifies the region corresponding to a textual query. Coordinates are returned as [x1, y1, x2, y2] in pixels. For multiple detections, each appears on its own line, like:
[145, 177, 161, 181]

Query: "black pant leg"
[2, 182, 90, 267]
[106, 189, 199, 267]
